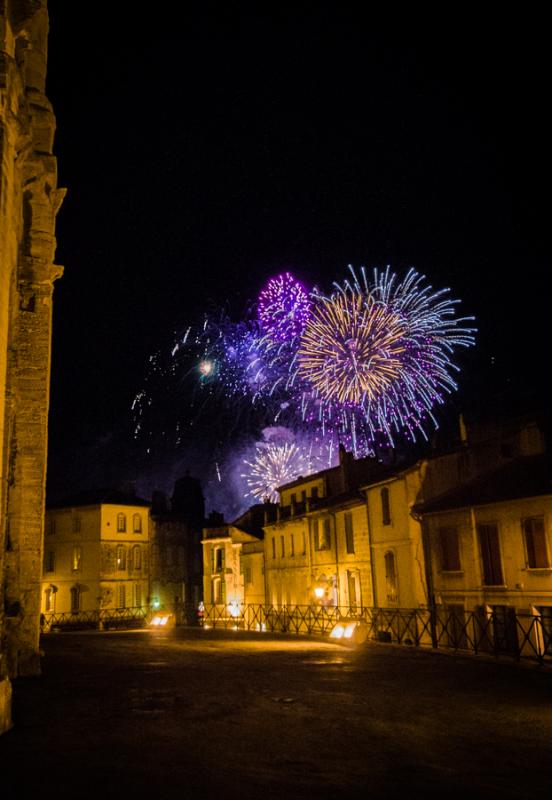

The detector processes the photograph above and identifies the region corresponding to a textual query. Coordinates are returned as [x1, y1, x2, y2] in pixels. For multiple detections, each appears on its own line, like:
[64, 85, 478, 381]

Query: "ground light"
[330, 621, 358, 640]
[148, 613, 175, 629]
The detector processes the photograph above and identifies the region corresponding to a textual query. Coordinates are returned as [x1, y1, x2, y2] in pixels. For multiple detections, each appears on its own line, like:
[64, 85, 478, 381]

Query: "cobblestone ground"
[1, 628, 552, 799]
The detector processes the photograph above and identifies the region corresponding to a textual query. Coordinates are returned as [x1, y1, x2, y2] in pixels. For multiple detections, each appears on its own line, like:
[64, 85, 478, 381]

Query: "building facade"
[1, 0, 63, 733]
[42, 493, 150, 619]
[418, 453, 552, 653]
[264, 474, 373, 610]
[202, 505, 269, 614]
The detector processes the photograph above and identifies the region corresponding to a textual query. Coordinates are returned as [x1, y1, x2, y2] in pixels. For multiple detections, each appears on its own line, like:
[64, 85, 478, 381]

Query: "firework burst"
[242, 442, 306, 503]
[258, 272, 311, 343]
[290, 265, 476, 446]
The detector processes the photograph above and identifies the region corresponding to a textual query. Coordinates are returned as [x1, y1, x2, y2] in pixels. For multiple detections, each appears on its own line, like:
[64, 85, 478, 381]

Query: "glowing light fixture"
[330, 621, 357, 640]
[228, 602, 240, 618]
[150, 615, 169, 627]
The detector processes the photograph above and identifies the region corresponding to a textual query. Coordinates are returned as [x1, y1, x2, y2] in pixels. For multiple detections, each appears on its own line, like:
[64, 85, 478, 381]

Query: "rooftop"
[414, 453, 552, 515]
[47, 489, 150, 510]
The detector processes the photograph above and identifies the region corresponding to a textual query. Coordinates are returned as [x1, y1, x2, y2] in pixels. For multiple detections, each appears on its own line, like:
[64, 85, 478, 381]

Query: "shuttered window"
[523, 517, 549, 568]
[345, 512, 355, 554]
[438, 526, 461, 571]
[478, 523, 503, 585]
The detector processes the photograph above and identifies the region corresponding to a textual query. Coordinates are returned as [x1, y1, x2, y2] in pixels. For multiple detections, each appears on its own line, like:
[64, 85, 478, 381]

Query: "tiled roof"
[47, 489, 150, 509]
[414, 453, 552, 514]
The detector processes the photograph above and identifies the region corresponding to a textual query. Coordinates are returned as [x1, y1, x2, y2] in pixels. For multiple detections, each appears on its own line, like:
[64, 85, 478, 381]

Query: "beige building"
[1, 1, 63, 732]
[363, 466, 428, 609]
[418, 453, 552, 649]
[43, 492, 150, 619]
[263, 450, 377, 609]
[202, 506, 269, 613]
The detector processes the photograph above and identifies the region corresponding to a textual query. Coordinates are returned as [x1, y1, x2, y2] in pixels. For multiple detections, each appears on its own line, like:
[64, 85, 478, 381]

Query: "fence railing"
[201, 603, 552, 666]
[41, 606, 148, 632]
[41, 602, 552, 666]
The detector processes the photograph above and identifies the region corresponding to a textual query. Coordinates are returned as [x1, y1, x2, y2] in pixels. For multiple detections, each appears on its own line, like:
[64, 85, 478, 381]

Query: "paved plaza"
[1, 628, 552, 798]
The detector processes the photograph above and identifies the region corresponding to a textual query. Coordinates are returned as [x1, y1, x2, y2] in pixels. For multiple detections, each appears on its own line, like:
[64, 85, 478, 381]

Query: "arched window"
[381, 487, 391, 526]
[133, 513, 142, 533]
[117, 513, 127, 532]
[384, 551, 398, 603]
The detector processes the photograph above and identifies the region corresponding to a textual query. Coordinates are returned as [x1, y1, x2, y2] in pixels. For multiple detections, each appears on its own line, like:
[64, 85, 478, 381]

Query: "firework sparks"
[242, 442, 306, 503]
[258, 272, 311, 343]
[291, 265, 475, 446]
[297, 288, 407, 405]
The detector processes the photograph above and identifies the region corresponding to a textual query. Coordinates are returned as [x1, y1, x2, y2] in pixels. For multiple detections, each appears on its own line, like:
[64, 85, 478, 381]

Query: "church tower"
[0, 0, 64, 733]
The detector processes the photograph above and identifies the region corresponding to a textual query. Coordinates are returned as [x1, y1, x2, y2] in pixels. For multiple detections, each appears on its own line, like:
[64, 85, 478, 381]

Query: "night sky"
[45, 4, 550, 510]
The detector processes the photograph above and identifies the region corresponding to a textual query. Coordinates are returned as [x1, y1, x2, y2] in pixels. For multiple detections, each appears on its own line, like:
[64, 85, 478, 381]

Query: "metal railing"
[201, 603, 552, 665]
[41, 606, 148, 632]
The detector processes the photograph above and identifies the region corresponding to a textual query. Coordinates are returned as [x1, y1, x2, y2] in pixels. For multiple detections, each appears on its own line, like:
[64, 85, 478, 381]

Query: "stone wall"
[0, 0, 63, 733]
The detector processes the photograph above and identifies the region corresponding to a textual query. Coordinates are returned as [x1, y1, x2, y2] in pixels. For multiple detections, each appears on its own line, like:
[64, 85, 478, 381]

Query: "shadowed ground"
[1, 628, 551, 798]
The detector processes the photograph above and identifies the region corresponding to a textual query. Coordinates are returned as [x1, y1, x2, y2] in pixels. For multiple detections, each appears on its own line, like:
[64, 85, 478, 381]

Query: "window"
[72, 545, 82, 571]
[478, 523, 504, 585]
[244, 567, 252, 584]
[381, 487, 391, 526]
[44, 587, 53, 612]
[291, 493, 296, 505]
[72, 515, 81, 533]
[301, 490, 307, 503]
[212, 547, 225, 573]
[133, 546, 142, 570]
[134, 584, 142, 608]
[302, 531, 306, 555]
[439, 526, 461, 571]
[117, 584, 126, 608]
[117, 513, 127, 532]
[45, 551, 56, 573]
[523, 517, 549, 568]
[344, 512, 355, 554]
[116, 546, 126, 571]
[271, 537, 276, 559]
[290, 533, 295, 557]
[314, 519, 331, 551]
[133, 513, 142, 533]
[311, 487, 319, 499]
[211, 577, 225, 604]
[384, 551, 398, 602]
[280, 535, 285, 558]
[70, 586, 80, 613]
[48, 517, 56, 535]
[347, 570, 359, 610]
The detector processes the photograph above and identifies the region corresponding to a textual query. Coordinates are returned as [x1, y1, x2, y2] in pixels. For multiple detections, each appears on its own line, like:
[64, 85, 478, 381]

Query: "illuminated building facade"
[1, 0, 63, 733]
[202, 505, 271, 610]
[363, 467, 428, 609]
[264, 464, 374, 609]
[417, 453, 552, 649]
[209, 418, 551, 628]
[42, 492, 150, 618]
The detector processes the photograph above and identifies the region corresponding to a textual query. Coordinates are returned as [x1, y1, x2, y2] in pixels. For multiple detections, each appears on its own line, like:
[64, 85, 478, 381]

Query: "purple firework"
[258, 272, 311, 343]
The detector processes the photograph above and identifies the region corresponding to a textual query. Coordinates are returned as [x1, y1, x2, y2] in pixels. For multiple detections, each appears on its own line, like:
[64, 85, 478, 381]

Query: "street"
[1, 628, 552, 798]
